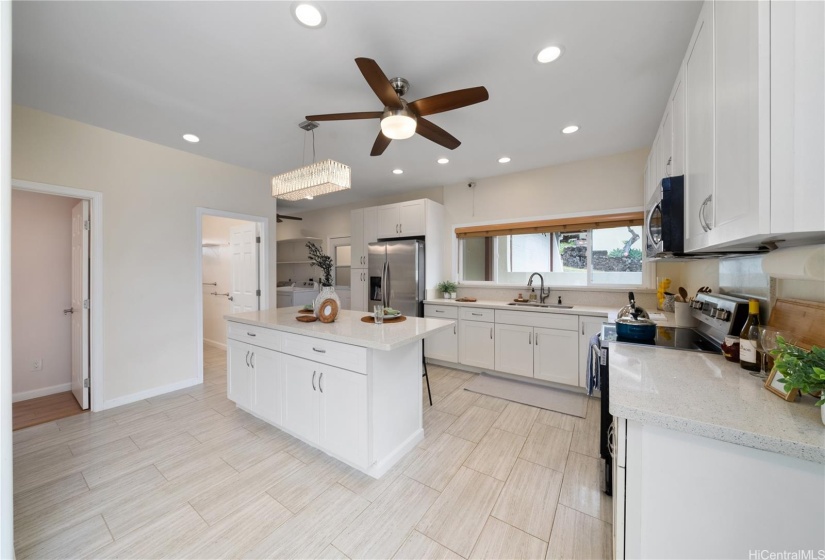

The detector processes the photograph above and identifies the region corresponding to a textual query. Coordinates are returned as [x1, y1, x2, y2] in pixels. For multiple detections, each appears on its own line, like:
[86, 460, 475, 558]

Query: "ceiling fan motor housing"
[389, 77, 410, 97]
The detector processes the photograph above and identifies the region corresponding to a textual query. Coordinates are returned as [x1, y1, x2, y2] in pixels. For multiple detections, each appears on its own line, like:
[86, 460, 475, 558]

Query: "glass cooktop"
[601, 324, 722, 354]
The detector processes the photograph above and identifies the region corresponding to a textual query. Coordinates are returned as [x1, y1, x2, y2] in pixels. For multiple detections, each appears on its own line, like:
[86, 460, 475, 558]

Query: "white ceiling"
[12, 1, 702, 212]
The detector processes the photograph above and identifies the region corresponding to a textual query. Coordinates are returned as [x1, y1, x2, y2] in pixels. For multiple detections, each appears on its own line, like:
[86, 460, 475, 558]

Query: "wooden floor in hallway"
[13, 390, 86, 431]
[12, 344, 612, 559]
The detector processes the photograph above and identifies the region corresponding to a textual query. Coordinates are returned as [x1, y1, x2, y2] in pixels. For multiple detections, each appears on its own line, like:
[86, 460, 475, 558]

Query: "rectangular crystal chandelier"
[271, 159, 351, 201]
[272, 121, 351, 201]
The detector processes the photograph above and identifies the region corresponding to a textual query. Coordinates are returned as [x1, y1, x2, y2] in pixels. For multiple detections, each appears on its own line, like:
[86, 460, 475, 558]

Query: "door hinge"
[256, 236, 261, 243]
[83, 299, 90, 310]
[256, 289, 261, 296]
[84, 220, 90, 231]
[83, 378, 90, 388]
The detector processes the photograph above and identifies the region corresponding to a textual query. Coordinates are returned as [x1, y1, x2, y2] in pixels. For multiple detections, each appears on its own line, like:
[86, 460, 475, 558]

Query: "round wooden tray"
[298, 308, 314, 314]
[360, 315, 406, 324]
[296, 315, 317, 323]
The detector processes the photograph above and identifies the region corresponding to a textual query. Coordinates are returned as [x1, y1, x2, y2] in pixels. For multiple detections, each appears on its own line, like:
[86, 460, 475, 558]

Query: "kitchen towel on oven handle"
[586, 333, 601, 396]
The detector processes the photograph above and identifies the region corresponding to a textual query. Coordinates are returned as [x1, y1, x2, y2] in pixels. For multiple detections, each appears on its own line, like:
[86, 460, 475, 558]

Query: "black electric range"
[597, 292, 751, 495]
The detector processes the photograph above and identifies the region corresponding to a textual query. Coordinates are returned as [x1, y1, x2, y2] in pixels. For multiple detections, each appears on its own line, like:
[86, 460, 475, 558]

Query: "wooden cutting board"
[767, 298, 825, 350]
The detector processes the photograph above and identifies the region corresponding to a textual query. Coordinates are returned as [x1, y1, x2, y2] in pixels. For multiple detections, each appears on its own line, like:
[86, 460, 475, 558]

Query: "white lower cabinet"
[250, 346, 282, 425]
[318, 364, 368, 467]
[227, 339, 255, 410]
[533, 327, 579, 386]
[459, 319, 495, 369]
[494, 323, 533, 377]
[281, 353, 369, 468]
[424, 304, 459, 363]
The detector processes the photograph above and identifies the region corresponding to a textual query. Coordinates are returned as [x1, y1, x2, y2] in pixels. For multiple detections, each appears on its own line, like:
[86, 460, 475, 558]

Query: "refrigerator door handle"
[384, 262, 391, 308]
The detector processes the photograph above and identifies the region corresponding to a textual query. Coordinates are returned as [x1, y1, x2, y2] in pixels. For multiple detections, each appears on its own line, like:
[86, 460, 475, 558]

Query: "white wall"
[202, 215, 250, 349]
[11, 190, 78, 400]
[12, 105, 277, 406]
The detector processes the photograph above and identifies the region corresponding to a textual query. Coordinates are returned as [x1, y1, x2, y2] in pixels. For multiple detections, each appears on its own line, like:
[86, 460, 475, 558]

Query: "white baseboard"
[204, 338, 226, 350]
[102, 377, 201, 411]
[12, 382, 72, 403]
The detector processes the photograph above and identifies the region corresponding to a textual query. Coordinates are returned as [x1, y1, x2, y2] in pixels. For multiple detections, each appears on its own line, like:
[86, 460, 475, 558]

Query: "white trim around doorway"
[195, 207, 269, 384]
[12, 179, 105, 412]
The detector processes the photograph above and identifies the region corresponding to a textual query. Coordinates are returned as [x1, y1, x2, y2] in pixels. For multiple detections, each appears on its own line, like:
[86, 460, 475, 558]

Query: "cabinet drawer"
[494, 310, 578, 331]
[227, 321, 281, 351]
[424, 304, 458, 319]
[459, 307, 495, 322]
[281, 332, 367, 374]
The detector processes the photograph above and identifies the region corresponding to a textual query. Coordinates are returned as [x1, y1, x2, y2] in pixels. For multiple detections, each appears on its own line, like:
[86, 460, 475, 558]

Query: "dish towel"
[586, 333, 601, 396]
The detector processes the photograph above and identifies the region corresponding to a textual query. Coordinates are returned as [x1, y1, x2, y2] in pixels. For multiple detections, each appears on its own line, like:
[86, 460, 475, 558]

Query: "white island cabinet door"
[227, 339, 253, 409]
[281, 354, 320, 444]
[534, 327, 579, 386]
[459, 320, 495, 370]
[251, 346, 283, 426]
[424, 320, 458, 363]
[318, 365, 369, 468]
[494, 323, 534, 378]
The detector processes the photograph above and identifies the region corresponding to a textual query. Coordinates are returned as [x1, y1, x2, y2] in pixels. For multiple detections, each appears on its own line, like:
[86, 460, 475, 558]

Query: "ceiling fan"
[276, 214, 302, 223]
[306, 57, 489, 156]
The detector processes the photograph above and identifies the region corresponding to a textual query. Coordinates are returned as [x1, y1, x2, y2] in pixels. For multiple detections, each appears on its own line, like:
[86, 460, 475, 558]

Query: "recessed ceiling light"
[536, 45, 563, 64]
[562, 125, 579, 134]
[498, 157, 511, 164]
[292, 2, 325, 28]
[182, 133, 199, 143]
[437, 158, 449, 165]
[305, 195, 314, 200]
[392, 169, 404, 175]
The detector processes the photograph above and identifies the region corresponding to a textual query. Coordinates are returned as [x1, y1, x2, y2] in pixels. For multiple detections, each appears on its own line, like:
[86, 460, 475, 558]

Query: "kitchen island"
[608, 343, 825, 559]
[224, 307, 453, 478]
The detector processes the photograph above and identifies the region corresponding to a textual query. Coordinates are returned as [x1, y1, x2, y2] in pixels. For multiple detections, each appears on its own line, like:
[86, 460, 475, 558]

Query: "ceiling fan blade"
[305, 111, 383, 122]
[409, 86, 489, 117]
[355, 57, 403, 110]
[276, 214, 303, 221]
[416, 118, 461, 150]
[370, 131, 392, 156]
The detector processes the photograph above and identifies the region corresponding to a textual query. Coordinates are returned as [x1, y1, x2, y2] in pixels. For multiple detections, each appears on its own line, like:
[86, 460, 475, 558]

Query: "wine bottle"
[739, 299, 761, 372]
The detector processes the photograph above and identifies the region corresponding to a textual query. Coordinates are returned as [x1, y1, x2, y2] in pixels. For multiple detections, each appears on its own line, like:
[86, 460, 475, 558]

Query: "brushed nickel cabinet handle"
[312, 371, 317, 391]
[247, 332, 256, 337]
[319, 372, 324, 393]
[312, 347, 326, 354]
[250, 352, 255, 368]
[245, 351, 250, 368]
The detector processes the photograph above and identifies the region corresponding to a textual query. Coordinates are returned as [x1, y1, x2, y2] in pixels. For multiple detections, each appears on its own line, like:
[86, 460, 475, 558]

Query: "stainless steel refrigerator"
[368, 239, 425, 318]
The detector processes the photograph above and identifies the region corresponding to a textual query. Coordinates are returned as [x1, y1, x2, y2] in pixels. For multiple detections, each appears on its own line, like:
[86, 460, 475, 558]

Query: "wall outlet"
[31, 358, 43, 372]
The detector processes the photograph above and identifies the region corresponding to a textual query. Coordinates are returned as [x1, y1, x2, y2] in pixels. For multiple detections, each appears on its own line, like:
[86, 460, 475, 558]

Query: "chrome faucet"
[527, 273, 550, 304]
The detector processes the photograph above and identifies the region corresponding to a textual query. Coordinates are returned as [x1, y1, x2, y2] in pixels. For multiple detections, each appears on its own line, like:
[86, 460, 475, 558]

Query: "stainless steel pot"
[617, 291, 650, 321]
[615, 291, 656, 340]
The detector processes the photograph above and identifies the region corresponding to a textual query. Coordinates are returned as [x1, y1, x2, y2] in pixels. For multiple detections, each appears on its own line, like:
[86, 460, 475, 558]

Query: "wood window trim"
[455, 212, 644, 238]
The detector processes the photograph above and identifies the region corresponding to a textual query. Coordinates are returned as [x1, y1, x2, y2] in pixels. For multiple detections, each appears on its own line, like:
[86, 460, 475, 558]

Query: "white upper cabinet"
[351, 208, 366, 269]
[671, 70, 686, 177]
[684, 1, 715, 252]
[377, 205, 401, 239]
[376, 199, 427, 238]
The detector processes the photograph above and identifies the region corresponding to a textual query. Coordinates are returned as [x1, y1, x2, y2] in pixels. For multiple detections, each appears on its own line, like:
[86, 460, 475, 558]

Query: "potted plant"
[306, 242, 340, 319]
[437, 280, 458, 299]
[771, 337, 825, 425]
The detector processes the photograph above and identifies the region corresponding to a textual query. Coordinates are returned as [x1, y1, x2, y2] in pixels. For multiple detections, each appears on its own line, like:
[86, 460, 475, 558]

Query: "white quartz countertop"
[423, 299, 677, 326]
[225, 307, 454, 351]
[608, 343, 825, 464]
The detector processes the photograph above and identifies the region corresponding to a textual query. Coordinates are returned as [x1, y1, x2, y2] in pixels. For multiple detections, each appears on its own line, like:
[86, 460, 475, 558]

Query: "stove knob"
[718, 310, 731, 321]
[710, 308, 720, 319]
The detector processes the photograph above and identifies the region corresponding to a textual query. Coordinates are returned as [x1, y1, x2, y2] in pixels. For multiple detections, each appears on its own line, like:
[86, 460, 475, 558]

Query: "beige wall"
[12, 105, 277, 406]
[11, 190, 78, 400]
[202, 215, 251, 348]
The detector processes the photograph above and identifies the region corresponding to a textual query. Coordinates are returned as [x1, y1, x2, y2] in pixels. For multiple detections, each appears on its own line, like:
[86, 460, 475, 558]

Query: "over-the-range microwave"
[645, 175, 685, 259]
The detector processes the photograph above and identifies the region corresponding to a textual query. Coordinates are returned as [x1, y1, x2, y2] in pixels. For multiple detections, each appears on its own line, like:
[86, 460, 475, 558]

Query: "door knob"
[63, 308, 74, 315]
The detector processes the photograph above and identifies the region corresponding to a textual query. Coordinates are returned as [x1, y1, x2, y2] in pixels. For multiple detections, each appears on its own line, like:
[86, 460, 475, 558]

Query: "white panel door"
[281, 354, 320, 444]
[230, 223, 259, 313]
[494, 323, 534, 377]
[534, 327, 579, 386]
[227, 339, 253, 409]
[459, 320, 495, 370]
[70, 200, 90, 409]
[399, 200, 425, 236]
[578, 316, 605, 388]
[377, 204, 401, 238]
[251, 346, 282, 426]
[684, 3, 714, 251]
[318, 366, 368, 467]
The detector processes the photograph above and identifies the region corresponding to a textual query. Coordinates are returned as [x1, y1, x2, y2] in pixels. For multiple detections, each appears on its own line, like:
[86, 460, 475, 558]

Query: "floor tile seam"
[488, 512, 552, 544]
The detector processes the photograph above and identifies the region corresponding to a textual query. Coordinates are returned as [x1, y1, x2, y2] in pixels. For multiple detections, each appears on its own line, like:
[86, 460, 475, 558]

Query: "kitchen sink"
[507, 302, 573, 309]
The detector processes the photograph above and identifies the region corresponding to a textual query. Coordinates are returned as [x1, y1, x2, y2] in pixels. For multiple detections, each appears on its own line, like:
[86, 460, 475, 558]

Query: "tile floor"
[12, 345, 612, 559]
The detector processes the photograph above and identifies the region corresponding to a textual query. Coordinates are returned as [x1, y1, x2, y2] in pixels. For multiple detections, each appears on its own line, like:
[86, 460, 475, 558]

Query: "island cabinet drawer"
[494, 310, 578, 331]
[280, 332, 367, 374]
[459, 307, 495, 322]
[227, 322, 281, 351]
[424, 304, 458, 319]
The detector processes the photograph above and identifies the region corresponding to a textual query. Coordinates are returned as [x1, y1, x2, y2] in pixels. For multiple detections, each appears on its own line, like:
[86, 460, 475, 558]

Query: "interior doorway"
[10, 180, 104, 426]
[196, 208, 269, 381]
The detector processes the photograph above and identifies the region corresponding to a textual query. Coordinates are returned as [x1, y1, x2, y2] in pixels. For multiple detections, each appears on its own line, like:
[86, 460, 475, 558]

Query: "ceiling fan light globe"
[380, 114, 417, 140]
